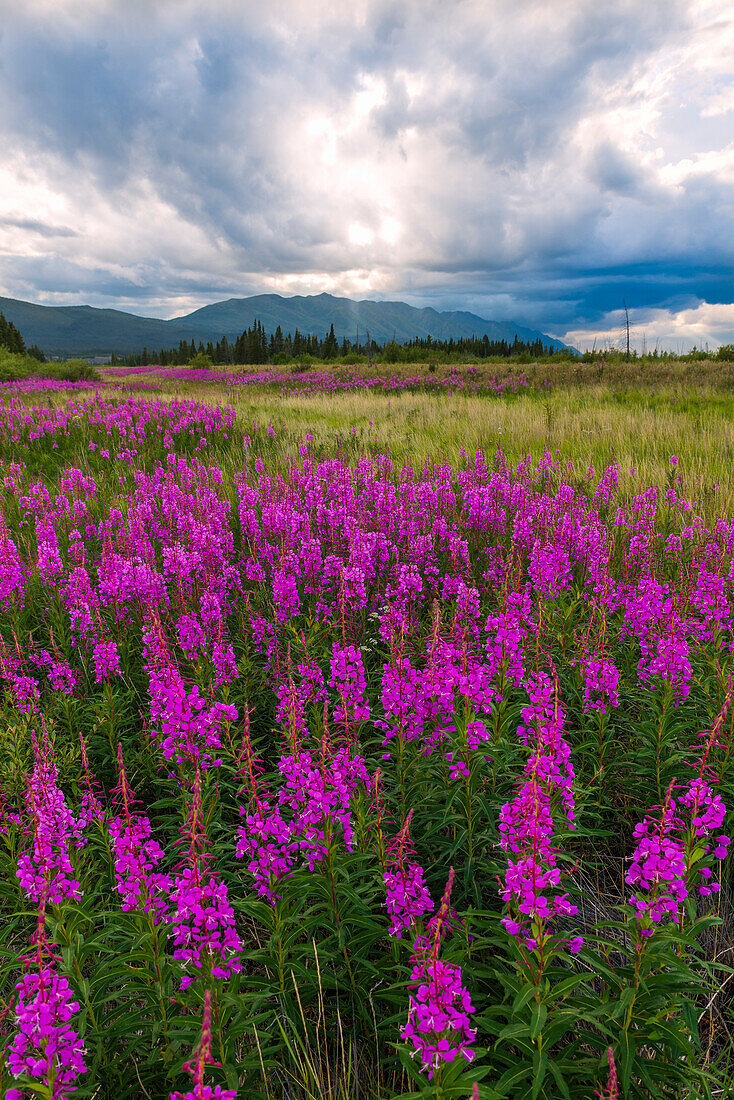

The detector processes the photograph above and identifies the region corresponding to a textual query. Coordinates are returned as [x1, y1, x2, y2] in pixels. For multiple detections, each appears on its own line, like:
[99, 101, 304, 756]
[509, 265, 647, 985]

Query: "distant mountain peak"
[0, 292, 570, 356]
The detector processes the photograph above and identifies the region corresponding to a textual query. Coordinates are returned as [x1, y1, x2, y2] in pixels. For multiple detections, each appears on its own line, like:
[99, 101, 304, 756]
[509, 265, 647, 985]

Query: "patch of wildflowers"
[16, 743, 82, 905]
[330, 642, 371, 726]
[401, 869, 476, 1078]
[109, 745, 170, 920]
[170, 769, 242, 989]
[499, 670, 580, 949]
[6, 909, 86, 1099]
[92, 640, 121, 681]
[383, 812, 433, 937]
[578, 654, 620, 714]
[0, 528, 26, 610]
[143, 621, 236, 768]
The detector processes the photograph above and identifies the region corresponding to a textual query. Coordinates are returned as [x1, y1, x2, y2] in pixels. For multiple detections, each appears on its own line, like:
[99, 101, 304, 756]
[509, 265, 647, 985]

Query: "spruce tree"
[323, 323, 338, 359]
[0, 312, 27, 354]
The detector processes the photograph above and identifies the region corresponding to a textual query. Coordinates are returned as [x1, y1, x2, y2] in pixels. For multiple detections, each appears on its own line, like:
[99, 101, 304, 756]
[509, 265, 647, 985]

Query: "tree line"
[110, 321, 567, 367]
[0, 312, 45, 361]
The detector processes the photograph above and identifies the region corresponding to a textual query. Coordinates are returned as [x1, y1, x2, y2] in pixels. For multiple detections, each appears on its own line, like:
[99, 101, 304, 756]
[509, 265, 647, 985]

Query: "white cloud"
[0, 0, 732, 333]
[563, 301, 734, 353]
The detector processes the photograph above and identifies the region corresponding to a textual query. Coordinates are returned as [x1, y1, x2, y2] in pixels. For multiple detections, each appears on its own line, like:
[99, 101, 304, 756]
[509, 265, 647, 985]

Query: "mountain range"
[0, 292, 570, 356]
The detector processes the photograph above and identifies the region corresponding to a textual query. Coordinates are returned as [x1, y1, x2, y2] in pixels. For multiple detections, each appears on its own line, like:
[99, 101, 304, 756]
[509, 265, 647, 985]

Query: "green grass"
[105, 377, 734, 519]
[0, 346, 101, 383]
[2, 371, 734, 1098]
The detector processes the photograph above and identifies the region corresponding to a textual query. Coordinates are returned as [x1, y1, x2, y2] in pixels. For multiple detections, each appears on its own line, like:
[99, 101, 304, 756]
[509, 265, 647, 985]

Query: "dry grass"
[142, 381, 734, 515]
[85, 364, 734, 514]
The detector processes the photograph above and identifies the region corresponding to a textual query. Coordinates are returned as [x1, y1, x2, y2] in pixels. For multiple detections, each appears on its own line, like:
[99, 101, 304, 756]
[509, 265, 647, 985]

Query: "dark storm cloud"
[0, 0, 732, 347]
[0, 216, 78, 238]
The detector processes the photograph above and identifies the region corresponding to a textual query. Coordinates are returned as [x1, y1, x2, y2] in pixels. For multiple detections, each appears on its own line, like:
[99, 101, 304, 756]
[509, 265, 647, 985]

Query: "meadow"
[0, 361, 732, 1100]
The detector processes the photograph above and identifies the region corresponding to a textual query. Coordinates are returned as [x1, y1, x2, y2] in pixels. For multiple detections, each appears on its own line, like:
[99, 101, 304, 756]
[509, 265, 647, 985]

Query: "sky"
[0, 0, 733, 351]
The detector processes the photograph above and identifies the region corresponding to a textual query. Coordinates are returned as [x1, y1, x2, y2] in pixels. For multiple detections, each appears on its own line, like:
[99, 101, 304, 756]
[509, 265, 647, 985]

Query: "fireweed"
[143, 620, 237, 769]
[236, 734, 369, 900]
[499, 669, 581, 952]
[401, 869, 476, 1078]
[169, 990, 236, 1100]
[382, 810, 433, 937]
[0, 395, 731, 1096]
[170, 769, 242, 990]
[5, 907, 86, 1100]
[108, 744, 170, 920]
[627, 694, 731, 933]
[16, 738, 84, 906]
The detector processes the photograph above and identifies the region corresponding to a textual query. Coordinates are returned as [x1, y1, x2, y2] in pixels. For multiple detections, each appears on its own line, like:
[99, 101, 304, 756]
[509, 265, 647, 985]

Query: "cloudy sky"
[1, 0, 733, 350]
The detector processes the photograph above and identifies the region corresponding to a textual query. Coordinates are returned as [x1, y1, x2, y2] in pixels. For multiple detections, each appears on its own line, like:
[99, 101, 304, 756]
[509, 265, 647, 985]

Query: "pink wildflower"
[383, 812, 433, 937]
[6, 909, 86, 1099]
[401, 869, 476, 1078]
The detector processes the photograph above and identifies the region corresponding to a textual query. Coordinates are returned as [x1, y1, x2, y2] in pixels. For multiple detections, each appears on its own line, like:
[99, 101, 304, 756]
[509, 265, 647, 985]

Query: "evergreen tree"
[114, 320, 563, 369]
[323, 323, 338, 358]
[0, 312, 27, 354]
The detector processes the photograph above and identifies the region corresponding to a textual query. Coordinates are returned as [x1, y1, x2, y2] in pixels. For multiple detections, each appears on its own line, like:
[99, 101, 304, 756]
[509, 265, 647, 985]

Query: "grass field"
[110, 365, 734, 515]
[0, 363, 732, 1100]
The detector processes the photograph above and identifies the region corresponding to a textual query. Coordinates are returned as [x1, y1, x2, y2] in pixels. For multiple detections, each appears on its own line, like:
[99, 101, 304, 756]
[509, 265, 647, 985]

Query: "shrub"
[188, 352, 212, 370]
[0, 349, 101, 384]
[46, 359, 101, 382]
[0, 347, 43, 382]
[292, 354, 320, 372]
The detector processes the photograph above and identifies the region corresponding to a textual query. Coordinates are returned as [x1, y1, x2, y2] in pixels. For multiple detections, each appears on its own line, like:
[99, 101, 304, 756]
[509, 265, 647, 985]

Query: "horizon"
[1, 1, 733, 352]
[0, 288, 718, 355]
[1, 288, 577, 356]
[3, 287, 570, 325]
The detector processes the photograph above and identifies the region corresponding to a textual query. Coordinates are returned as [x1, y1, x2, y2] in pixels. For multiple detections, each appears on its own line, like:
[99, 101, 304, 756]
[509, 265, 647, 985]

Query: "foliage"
[0, 386, 731, 1099]
[0, 347, 100, 384]
[111, 323, 568, 369]
[0, 346, 42, 382]
[0, 311, 27, 355]
[188, 352, 213, 370]
[47, 359, 101, 382]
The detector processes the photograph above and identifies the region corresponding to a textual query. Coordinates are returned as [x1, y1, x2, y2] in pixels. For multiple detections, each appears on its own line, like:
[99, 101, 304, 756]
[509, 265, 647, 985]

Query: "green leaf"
[531, 1045, 548, 1099]
[512, 983, 537, 1016]
[547, 1058, 572, 1099]
[529, 1002, 547, 1040]
[617, 1032, 636, 1097]
[494, 1062, 532, 1097]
